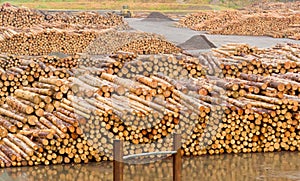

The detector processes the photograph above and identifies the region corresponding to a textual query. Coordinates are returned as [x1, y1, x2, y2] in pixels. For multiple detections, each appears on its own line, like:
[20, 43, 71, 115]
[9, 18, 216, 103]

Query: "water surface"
[1, 151, 300, 181]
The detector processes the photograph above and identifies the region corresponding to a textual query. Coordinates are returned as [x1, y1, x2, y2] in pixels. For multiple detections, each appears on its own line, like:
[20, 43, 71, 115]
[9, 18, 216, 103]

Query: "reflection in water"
[1, 152, 300, 181]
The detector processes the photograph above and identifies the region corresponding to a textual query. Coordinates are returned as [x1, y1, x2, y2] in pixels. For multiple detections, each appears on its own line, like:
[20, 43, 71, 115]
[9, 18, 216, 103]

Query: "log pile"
[0, 27, 99, 56]
[0, 4, 44, 29]
[84, 29, 182, 55]
[113, 54, 207, 79]
[210, 13, 300, 38]
[192, 11, 243, 32]
[213, 43, 300, 78]
[0, 5, 180, 56]
[48, 12, 124, 28]
[179, 9, 300, 40]
[0, 42, 299, 168]
[177, 12, 214, 28]
[247, 1, 300, 11]
[0, 27, 181, 56]
[0, 4, 124, 29]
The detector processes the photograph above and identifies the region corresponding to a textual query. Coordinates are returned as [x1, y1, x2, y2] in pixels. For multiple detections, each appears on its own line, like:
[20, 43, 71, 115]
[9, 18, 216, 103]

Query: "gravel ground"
[126, 18, 300, 50]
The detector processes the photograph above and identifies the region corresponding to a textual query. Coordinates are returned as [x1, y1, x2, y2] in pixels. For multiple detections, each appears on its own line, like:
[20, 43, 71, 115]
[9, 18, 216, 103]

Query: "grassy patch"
[5, 0, 233, 11]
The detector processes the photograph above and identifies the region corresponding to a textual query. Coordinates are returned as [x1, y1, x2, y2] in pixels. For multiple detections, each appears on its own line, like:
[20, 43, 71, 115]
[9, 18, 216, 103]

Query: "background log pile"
[178, 2, 300, 40]
[0, 26, 99, 56]
[0, 5, 44, 29]
[210, 13, 300, 38]
[0, 27, 181, 56]
[192, 11, 242, 32]
[0, 4, 124, 29]
[247, 1, 300, 11]
[177, 11, 215, 28]
[84, 29, 182, 55]
[0, 4, 181, 56]
[48, 12, 124, 28]
[0, 42, 299, 168]
[213, 43, 300, 78]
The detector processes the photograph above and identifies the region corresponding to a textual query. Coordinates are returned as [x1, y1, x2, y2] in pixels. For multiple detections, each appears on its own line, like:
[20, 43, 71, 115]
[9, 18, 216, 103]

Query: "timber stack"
[0, 28, 181, 56]
[247, 1, 300, 11]
[213, 43, 300, 77]
[178, 1, 300, 40]
[0, 3, 300, 169]
[0, 5, 180, 56]
[84, 29, 182, 55]
[0, 42, 299, 168]
[0, 4, 124, 28]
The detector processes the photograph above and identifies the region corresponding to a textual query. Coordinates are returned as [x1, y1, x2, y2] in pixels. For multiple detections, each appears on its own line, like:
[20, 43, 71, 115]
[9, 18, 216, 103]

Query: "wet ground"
[126, 18, 300, 51]
[1, 151, 300, 181]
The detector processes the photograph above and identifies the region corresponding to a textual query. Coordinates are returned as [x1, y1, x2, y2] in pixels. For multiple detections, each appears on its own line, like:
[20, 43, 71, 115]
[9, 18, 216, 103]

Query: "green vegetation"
[1, 0, 235, 11]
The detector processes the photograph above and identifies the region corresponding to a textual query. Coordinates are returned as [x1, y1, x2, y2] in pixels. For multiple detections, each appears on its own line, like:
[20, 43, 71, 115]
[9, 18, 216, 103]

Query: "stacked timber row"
[84, 29, 182, 55]
[247, 1, 300, 11]
[0, 27, 98, 56]
[0, 43, 300, 168]
[0, 4, 124, 29]
[0, 4, 44, 28]
[191, 11, 243, 32]
[0, 28, 181, 56]
[178, 9, 300, 40]
[114, 54, 207, 79]
[210, 13, 300, 38]
[212, 43, 300, 78]
[47, 12, 124, 28]
[177, 11, 215, 28]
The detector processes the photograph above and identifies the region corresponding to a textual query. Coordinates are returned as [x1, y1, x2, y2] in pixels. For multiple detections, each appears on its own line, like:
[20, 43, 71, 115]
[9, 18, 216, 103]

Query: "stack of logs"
[0, 28, 181, 56]
[0, 4, 45, 28]
[0, 5, 181, 56]
[212, 43, 300, 77]
[0, 4, 124, 29]
[247, 1, 300, 11]
[178, 7, 300, 40]
[0, 26, 99, 55]
[0, 43, 300, 168]
[84, 29, 182, 55]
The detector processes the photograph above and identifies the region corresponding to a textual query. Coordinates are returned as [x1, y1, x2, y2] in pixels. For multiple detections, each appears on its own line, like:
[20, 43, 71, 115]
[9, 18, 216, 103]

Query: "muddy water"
[1, 152, 300, 181]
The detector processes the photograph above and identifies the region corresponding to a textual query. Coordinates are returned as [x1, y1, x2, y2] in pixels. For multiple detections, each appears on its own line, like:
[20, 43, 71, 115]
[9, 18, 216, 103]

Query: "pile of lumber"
[48, 12, 124, 28]
[0, 43, 300, 168]
[178, 10, 300, 40]
[0, 5, 180, 56]
[177, 11, 215, 28]
[0, 4, 44, 28]
[114, 54, 207, 79]
[0, 27, 181, 56]
[213, 43, 300, 78]
[0, 26, 99, 56]
[85, 29, 182, 55]
[247, 1, 300, 11]
[191, 11, 243, 32]
[0, 4, 124, 29]
[210, 13, 300, 38]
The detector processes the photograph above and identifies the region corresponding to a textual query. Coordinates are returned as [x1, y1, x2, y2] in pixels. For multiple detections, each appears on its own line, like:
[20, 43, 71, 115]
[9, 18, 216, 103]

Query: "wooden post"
[173, 133, 181, 181]
[113, 139, 123, 181]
